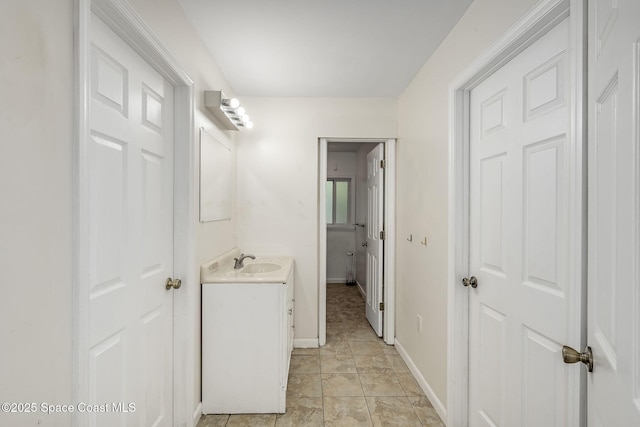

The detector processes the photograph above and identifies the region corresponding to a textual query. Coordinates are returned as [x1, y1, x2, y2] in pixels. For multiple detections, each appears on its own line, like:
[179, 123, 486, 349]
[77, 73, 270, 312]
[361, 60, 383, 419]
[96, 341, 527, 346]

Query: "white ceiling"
[177, 0, 473, 98]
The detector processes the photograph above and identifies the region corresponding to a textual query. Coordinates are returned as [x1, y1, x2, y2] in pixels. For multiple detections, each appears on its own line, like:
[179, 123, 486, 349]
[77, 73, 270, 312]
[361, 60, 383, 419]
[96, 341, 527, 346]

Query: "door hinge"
[379, 302, 385, 311]
[380, 230, 385, 240]
[380, 159, 385, 169]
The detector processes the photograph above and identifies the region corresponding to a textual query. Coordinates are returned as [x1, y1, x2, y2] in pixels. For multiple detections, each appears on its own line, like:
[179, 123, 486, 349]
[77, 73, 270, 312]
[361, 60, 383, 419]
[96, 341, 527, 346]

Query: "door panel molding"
[447, 0, 586, 426]
[74, 0, 196, 426]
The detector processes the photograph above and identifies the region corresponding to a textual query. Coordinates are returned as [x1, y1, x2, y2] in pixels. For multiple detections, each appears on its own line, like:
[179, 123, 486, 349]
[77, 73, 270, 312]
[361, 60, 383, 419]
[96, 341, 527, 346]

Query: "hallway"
[197, 283, 444, 426]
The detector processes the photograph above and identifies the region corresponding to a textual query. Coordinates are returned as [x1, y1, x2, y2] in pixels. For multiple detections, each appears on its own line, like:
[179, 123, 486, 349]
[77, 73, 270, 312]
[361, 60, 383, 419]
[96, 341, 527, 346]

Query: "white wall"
[0, 1, 74, 426]
[326, 151, 356, 282]
[395, 0, 539, 409]
[236, 98, 397, 342]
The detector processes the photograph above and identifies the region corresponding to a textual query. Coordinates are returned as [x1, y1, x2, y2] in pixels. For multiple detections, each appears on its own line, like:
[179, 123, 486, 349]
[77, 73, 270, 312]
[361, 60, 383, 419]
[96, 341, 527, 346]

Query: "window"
[326, 178, 351, 225]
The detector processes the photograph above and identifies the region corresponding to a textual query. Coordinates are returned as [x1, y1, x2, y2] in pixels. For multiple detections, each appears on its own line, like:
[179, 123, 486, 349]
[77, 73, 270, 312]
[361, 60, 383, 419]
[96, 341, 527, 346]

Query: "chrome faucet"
[233, 253, 256, 269]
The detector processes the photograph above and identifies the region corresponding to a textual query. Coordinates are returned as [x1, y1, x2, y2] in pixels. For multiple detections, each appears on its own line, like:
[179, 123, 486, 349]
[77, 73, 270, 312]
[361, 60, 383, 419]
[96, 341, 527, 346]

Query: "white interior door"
[468, 18, 582, 426]
[365, 143, 384, 336]
[588, 0, 640, 425]
[88, 14, 175, 426]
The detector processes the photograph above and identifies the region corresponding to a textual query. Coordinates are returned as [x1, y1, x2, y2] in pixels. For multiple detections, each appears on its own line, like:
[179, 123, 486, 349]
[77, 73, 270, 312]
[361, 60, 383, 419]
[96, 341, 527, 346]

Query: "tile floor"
[197, 283, 445, 427]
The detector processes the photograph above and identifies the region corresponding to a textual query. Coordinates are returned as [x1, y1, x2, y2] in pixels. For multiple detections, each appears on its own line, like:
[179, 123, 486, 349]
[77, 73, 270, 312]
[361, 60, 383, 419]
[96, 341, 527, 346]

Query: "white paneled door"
[366, 143, 384, 336]
[588, 0, 640, 425]
[87, 14, 175, 426]
[468, 18, 581, 426]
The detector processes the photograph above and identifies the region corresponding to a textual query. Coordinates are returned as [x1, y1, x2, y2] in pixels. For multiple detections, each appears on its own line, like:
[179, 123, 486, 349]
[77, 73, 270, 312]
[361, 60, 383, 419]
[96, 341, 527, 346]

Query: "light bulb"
[242, 114, 250, 123]
[229, 98, 240, 108]
[236, 106, 246, 116]
[245, 121, 254, 129]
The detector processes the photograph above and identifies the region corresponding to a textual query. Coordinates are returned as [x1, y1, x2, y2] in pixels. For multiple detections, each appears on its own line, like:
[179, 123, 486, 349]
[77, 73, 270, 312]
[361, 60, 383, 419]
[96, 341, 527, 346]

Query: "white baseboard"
[327, 278, 346, 283]
[394, 338, 447, 425]
[355, 279, 366, 298]
[192, 402, 202, 427]
[294, 338, 319, 348]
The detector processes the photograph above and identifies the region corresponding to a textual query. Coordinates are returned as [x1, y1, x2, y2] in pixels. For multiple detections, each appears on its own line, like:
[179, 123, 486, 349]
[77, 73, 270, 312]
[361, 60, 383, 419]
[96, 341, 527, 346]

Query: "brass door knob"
[165, 277, 182, 290]
[462, 276, 478, 288]
[562, 345, 593, 372]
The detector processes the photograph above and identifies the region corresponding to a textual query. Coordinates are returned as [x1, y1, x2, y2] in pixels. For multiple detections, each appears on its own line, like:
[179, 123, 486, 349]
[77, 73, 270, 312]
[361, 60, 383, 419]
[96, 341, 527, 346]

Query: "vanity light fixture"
[204, 90, 253, 131]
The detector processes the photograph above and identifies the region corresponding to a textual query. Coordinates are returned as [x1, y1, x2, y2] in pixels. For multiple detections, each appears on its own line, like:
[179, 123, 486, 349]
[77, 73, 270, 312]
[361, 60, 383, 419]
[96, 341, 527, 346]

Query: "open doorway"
[318, 138, 396, 347]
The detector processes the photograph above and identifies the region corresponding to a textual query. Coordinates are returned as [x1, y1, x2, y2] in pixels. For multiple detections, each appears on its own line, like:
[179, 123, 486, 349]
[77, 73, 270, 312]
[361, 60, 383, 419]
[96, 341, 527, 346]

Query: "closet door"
[587, 0, 640, 424]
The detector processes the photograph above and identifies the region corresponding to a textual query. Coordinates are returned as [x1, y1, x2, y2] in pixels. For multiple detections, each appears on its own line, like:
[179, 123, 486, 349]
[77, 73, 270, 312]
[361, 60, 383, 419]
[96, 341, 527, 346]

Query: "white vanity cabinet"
[202, 265, 294, 414]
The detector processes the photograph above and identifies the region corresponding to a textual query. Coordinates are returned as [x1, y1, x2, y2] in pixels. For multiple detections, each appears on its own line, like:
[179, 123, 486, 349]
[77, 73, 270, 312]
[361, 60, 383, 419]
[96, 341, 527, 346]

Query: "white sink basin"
[200, 251, 293, 283]
[242, 262, 282, 274]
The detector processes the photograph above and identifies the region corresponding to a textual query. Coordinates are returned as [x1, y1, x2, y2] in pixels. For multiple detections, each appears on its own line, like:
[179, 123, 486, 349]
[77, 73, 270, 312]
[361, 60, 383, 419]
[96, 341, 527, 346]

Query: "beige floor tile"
[408, 396, 445, 426]
[359, 374, 405, 397]
[287, 374, 322, 397]
[342, 311, 368, 320]
[292, 347, 320, 356]
[226, 413, 276, 427]
[342, 319, 371, 330]
[327, 321, 349, 331]
[354, 354, 394, 374]
[320, 354, 357, 373]
[196, 414, 229, 427]
[378, 341, 399, 354]
[396, 372, 425, 397]
[385, 354, 410, 373]
[321, 373, 364, 397]
[366, 396, 422, 427]
[320, 339, 352, 356]
[323, 397, 373, 426]
[346, 326, 379, 341]
[327, 311, 344, 320]
[290, 355, 320, 374]
[275, 397, 323, 426]
[326, 329, 349, 341]
[349, 340, 384, 356]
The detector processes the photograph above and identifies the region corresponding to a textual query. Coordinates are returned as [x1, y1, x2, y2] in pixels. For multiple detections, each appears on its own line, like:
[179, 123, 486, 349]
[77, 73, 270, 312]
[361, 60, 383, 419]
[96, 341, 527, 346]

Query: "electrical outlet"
[417, 314, 423, 335]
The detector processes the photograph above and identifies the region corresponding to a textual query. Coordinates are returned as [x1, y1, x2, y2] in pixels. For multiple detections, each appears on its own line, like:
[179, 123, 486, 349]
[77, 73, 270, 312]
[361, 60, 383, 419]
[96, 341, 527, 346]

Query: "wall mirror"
[199, 128, 232, 222]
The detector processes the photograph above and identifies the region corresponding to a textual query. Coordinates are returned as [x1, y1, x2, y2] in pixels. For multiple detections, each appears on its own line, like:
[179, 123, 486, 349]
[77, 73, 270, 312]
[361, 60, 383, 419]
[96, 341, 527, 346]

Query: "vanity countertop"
[200, 249, 294, 284]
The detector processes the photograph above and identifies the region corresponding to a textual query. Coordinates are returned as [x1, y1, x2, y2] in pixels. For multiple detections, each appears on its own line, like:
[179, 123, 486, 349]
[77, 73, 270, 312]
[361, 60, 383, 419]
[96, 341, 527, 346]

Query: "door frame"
[318, 138, 396, 346]
[446, 0, 586, 425]
[73, 0, 197, 426]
